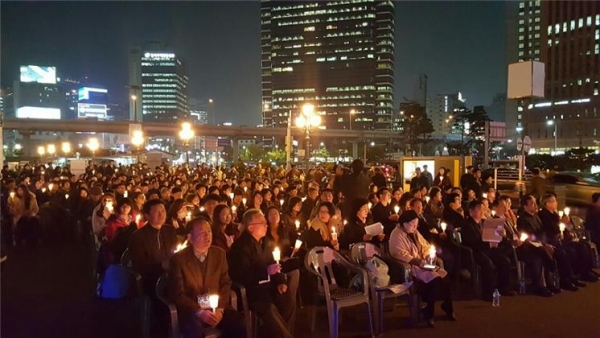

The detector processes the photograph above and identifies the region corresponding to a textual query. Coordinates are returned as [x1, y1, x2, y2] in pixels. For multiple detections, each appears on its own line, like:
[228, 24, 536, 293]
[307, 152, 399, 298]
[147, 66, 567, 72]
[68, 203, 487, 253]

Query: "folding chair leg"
[308, 305, 317, 332]
[365, 301, 374, 338]
[140, 296, 150, 338]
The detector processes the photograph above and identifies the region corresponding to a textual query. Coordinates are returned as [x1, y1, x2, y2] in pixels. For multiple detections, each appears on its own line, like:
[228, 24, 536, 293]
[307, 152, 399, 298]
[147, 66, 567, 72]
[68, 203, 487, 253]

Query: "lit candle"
[186, 211, 192, 222]
[106, 201, 114, 212]
[295, 220, 300, 231]
[482, 193, 488, 199]
[200, 206, 205, 212]
[331, 226, 338, 241]
[491, 210, 496, 217]
[302, 196, 307, 202]
[559, 222, 566, 235]
[174, 239, 188, 253]
[280, 199, 284, 206]
[441, 222, 447, 232]
[294, 239, 303, 251]
[42, 188, 46, 193]
[49, 183, 54, 191]
[558, 210, 564, 218]
[273, 247, 281, 263]
[65, 194, 69, 199]
[229, 192, 234, 200]
[425, 196, 430, 204]
[368, 202, 372, 209]
[9, 191, 15, 199]
[520, 233, 528, 242]
[344, 220, 348, 226]
[231, 205, 237, 213]
[564, 207, 570, 217]
[209, 294, 219, 313]
[394, 205, 400, 214]
[124, 190, 128, 198]
[242, 197, 247, 205]
[243, 186, 247, 193]
[439, 176, 443, 181]
[428, 245, 436, 265]
[136, 214, 141, 224]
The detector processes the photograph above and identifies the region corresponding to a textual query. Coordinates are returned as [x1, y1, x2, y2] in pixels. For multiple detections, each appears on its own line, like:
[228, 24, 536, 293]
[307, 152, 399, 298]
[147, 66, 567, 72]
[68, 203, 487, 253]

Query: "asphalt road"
[2, 241, 600, 338]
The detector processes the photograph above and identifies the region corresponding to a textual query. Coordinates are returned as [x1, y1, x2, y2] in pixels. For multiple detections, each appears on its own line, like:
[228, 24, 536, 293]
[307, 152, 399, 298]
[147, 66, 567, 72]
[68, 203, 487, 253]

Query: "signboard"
[16, 106, 61, 119]
[20, 65, 57, 84]
[217, 138, 230, 147]
[507, 61, 545, 99]
[70, 159, 87, 177]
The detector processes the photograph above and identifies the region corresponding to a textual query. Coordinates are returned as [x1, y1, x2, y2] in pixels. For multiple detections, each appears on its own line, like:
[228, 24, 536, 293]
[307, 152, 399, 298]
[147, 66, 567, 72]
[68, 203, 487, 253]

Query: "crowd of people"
[1, 158, 600, 337]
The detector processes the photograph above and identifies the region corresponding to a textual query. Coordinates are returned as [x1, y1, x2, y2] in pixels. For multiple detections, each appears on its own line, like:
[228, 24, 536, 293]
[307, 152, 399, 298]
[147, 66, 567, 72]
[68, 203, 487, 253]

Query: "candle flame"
[559, 222, 566, 232]
[520, 233, 528, 241]
[441, 222, 447, 231]
[429, 245, 436, 259]
[394, 205, 400, 214]
[563, 207, 570, 216]
[175, 239, 189, 253]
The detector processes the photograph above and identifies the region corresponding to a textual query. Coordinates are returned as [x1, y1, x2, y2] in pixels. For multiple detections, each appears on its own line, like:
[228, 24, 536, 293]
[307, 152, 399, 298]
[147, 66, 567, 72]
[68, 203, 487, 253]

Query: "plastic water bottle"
[519, 281, 526, 294]
[492, 289, 500, 307]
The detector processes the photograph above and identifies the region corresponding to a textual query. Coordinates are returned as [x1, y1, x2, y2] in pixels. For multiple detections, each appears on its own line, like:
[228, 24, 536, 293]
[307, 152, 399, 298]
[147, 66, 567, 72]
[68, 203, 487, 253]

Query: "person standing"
[341, 159, 370, 219]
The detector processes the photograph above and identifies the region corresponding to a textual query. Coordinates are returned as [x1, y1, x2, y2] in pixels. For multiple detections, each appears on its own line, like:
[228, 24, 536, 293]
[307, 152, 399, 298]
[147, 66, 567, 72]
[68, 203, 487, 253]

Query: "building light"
[555, 100, 569, 105]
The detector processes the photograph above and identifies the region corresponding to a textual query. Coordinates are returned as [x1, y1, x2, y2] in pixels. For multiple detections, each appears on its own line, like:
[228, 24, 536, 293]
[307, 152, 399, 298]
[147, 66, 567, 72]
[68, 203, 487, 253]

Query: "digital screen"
[16, 106, 61, 119]
[78, 87, 108, 101]
[77, 103, 107, 118]
[402, 160, 435, 184]
[20, 65, 57, 84]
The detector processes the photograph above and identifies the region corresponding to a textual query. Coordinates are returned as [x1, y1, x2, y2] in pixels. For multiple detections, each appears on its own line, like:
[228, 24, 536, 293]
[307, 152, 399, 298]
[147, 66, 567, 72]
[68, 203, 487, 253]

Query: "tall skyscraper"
[139, 50, 189, 123]
[261, 0, 395, 133]
[427, 92, 466, 137]
[507, 1, 600, 153]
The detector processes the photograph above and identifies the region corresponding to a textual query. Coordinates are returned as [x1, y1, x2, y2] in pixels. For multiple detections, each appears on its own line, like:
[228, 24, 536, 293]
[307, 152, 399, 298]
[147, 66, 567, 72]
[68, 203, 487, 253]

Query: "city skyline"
[1, 1, 506, 125]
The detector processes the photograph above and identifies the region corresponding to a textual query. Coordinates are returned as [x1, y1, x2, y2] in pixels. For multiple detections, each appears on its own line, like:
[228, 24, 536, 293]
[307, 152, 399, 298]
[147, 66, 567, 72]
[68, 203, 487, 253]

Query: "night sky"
[1, 0, 506, 125]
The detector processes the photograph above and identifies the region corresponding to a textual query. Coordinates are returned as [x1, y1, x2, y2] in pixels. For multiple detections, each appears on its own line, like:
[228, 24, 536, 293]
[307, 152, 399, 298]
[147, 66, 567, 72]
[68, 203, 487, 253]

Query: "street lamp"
[295, 103, 321, 168]
[547, 119, 557, 154]
[87, 137, 99, 158]
[62, 142, 71, 158]
[179, 122, 195, 163]
[349, 109, 356, 130]
[131, 130, 144, 163]
[47, 144, 56, 157]
[37, 146, 46, 159]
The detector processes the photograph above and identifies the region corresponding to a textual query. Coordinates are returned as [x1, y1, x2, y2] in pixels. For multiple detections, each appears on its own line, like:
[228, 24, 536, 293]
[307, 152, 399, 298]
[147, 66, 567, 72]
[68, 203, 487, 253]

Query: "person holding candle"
[168, 217, 247, 338]
[492, 197, 555, 297]
[433, 167, 452, 188]
[538, 193, 598, 283]
[228, 209, 295, 338]
[304, 202, 340, 251]
[166, 199, 192, 237]
[129, 191, 147, 228]
[91, 193, 116, 248]
[282, 196, 305, 233]
[423, 187, 444, 224]
[212, 204, 241, 252]
[339, 198, 385, 250]
[198, 194, 222, 223]
[389, 210, 455, 327]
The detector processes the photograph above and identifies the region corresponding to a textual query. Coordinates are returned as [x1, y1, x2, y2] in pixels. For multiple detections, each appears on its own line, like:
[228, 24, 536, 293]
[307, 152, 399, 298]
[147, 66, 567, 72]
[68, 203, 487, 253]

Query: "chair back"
[121, 248, 133, 267]
[155, 274, 181, 338]
[349, 242, 381, 265]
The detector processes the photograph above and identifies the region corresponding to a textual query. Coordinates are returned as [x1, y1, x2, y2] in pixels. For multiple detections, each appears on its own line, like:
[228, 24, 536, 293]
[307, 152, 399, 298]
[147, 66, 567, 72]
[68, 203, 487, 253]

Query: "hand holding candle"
[106, 201, 114, 212]
[559, 222, 566, 235]
[331, 226, 338, 241]
[9, 191, 15, 199]
[520, 233, 528, 242]
[564, 207, 570, 217]
[136, 214, 141, 224]
[186, 211, 192, 222]
[242, 197, 247, 205]
[394, 205, 400, 214]
[231, 205, 237, 213]
[209, 294, 219, 313]
[425, 196, 430, 204]
[428, 245, 436, 265]
[295, 220, 300, 231]
[558, 210, 564, 218]
[441, 222, 447, 232]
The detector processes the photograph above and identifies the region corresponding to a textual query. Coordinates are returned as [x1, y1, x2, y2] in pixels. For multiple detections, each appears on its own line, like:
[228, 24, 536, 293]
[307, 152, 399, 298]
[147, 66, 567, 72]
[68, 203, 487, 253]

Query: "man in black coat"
[371, 187, 399, 239]
[228, 209, 294, 338]
[461, 200, 514, 300]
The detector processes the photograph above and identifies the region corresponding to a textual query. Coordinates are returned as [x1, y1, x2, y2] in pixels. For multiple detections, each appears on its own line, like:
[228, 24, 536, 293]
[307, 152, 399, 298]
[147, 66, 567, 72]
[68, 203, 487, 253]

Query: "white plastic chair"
[306, 246, 374, 338]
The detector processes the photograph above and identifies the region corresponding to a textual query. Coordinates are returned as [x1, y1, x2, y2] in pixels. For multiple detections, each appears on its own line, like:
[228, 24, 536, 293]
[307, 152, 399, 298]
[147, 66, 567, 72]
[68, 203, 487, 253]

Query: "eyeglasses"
[248, 222, 267, 227]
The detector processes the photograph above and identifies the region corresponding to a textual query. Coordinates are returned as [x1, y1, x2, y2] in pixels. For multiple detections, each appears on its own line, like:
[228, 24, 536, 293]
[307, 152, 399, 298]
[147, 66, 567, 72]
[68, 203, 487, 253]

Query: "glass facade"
[141, 52, 189, 123]
[261, 0, 395, 131]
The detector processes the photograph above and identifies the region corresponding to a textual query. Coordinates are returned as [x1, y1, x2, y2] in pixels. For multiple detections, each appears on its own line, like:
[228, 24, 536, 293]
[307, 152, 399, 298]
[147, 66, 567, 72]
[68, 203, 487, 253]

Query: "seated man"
[228, 209, 294, 338]
[461, 199, 515, 300]
[129, 199, 178, 296]
[168, 217, 246, 338]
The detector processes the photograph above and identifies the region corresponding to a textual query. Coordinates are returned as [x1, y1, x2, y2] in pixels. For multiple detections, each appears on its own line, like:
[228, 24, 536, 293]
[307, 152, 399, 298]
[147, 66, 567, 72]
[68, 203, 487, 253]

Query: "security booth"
[401, 156, 472, 192]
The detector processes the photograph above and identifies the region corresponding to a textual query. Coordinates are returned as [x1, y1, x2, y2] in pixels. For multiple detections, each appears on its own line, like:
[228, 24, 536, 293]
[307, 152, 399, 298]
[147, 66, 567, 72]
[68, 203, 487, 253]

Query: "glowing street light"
[47, 144, 56, 157]
[87, 137, 100, 158]
[179, 122, 195, 163]
[131, 130, 144, 163]
[295, 103, 321, 167]
[349, 109, 356, 130]
[37, 146, 46, 157]
[547, 119, 557, 154]
[131, 95, 138, 121]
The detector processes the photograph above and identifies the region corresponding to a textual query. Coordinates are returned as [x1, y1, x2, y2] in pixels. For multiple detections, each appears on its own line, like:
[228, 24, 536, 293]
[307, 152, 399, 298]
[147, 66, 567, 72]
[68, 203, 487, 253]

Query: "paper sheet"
[377, 281, 413, 294]
[365, 222, 384, 236]
[482, 218, 505, 243]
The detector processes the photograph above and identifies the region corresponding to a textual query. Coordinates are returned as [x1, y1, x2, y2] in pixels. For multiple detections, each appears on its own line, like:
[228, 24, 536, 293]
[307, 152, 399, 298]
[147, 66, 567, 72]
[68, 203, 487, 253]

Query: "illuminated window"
[588, 16, 592, 26]
[304, 26, 315, 32]
[555, 24, 560, 33]
[571, 20, 575, 30]
[579, 18, 584, 28]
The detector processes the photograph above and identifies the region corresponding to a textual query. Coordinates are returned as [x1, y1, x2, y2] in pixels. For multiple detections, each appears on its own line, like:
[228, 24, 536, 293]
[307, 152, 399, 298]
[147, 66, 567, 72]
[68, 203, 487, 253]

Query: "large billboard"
[20, 65, 57, 84]
[16, 106, 61, 119]
[78, 87, 108, 101]
[77, 103, 107, 119]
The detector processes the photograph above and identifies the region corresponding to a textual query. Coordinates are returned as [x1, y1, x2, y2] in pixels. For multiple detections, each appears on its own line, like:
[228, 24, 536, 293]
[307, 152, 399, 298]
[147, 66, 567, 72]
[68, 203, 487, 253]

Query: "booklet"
[482, 218, 505, 243]
[364, 222, 384, 236]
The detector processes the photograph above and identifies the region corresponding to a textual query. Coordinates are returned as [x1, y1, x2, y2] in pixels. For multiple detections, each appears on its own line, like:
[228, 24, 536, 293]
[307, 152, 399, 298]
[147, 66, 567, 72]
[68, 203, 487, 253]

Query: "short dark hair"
[186, 216, 212, 235]
[468, 199, 484, 210]
[204, 194, 222, 204]
[520, 194, 536, 207]
[444, 193, 461, 206]
[316, 201, 336, 217]
[142, 199, 165, 215]
[532, 168, 540, 176]
[376, 187, 390, 197]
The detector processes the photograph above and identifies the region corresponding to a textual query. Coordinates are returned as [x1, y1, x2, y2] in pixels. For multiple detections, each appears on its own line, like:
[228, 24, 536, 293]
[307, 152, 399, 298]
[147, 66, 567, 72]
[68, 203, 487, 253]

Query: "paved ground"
[2, 242, 600, 338]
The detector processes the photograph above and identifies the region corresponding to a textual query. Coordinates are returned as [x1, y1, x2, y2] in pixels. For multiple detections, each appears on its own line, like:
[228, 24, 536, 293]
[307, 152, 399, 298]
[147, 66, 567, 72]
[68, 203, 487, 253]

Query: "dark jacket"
[342, 172, 370, 217]
[128, 224, 178, 295]
[461, 216, 489, 253]
[516, 211, 545, 242]
[339, 217, 382, 250]
[227, 231, 286, 305]
[371, 203, 396, 239]
[586, 205, 600, 247]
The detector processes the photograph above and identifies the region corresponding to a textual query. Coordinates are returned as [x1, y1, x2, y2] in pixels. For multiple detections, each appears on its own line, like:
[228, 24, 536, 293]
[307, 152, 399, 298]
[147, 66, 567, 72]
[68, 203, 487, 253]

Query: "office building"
[138, 49, 189, 123]
[507, 1, 600, 153]
[11, 65, 63, 120]
[261, 0, 395, 134]
[427, 92, 466, 137]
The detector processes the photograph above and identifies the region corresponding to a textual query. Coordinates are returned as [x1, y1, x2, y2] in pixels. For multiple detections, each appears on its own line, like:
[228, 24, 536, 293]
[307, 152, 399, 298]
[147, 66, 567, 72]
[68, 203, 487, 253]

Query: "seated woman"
[211, 204, 240, 252]
[166, 198, 191, 237]
[339, 198, 385, 251]
[389, 210, 456, 327]
[304, 202, 340, 251]
[282, 196, 304, 238]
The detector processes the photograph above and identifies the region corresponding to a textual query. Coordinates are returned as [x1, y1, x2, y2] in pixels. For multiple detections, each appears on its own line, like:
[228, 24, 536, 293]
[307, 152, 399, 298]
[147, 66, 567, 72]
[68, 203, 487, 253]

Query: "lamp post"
[131, 95, 138, 122]
[547, 119, 557, 154]
[131, 130, 144, 163]
[179, 122, 195, 163]
[47, 144, 56, 158]
[62, 142, 71, 160]
[349, 109, 356, 130]
[37, 145, 46, 160]
[295, 103, 321, 169]
[87, 137, 99, 158]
